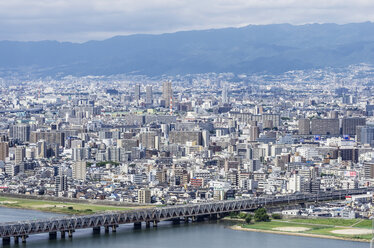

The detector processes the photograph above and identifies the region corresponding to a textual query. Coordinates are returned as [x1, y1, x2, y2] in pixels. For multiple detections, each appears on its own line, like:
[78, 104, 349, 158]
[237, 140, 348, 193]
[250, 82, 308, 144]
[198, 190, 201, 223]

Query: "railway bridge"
[0, 188, 370, 245]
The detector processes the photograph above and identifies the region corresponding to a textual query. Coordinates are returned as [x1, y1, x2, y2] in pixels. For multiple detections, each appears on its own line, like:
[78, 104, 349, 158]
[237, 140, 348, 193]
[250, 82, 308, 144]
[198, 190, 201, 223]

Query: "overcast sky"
[1, 0, 374, 42]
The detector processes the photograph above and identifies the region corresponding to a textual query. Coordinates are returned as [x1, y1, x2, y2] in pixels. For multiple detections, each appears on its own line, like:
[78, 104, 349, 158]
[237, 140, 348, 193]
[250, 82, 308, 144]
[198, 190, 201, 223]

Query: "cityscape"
[1, 1, 374, 248]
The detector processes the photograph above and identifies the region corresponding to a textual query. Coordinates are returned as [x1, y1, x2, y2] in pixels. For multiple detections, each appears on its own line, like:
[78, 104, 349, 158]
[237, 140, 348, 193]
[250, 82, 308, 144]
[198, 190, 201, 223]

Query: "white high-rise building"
[72, 161, 87, 180]
[222, 84, 229, 104]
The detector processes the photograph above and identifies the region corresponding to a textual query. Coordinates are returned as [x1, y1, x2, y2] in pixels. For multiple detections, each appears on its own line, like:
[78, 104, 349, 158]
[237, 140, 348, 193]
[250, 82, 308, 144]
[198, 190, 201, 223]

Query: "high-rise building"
[134, 84, 141, 101]
[311, 118, 339, 135]
[37, 140, 47, 159]
[10, 124, 30, 142]
[30, 131, 65, 147]
[222, 84, 229, 104]
[140, 131, 160, 150]
[162, 81, 172, 107]
[169, 131, 202, 145]
[298, 119, 311, 135]
[341, 117, 366, 136]
[0, 142, 9, 161]
[202, 130, 210, 147]
[72, 161, 87, 180]
[55, 175, 68, 195]
[358, 125, 374, 145]
[15, 146, 26, 163]
[146, 85, 153, 104]
[249, 126, 260, 142]
[138, 188, 151, 203]
[364, 161, 374, 179]
[329, 111, 339, 119]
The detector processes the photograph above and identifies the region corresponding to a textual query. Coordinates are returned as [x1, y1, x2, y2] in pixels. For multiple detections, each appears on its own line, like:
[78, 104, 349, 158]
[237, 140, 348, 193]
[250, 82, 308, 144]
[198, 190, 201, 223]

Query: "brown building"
[0, 142, 9, 161]
[30, 131, 65, 147]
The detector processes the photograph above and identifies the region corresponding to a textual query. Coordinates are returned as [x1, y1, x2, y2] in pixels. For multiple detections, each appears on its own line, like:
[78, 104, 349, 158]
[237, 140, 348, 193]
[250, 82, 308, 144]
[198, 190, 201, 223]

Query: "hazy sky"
[1, 0, 374, 42]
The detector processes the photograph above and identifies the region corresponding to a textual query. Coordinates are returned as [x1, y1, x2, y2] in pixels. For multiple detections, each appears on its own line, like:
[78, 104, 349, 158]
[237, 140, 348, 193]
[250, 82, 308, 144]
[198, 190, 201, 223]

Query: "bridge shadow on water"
[1, 220, 222, 248]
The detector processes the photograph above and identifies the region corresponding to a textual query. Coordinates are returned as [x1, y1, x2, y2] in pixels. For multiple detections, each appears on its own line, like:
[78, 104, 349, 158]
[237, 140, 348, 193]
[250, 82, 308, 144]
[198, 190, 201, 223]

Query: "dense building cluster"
[1, 64, 374, 214]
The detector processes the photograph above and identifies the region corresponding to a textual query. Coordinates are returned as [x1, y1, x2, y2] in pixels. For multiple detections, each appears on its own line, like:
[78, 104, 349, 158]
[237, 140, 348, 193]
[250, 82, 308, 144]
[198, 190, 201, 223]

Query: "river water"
[0, 207, 369, 248]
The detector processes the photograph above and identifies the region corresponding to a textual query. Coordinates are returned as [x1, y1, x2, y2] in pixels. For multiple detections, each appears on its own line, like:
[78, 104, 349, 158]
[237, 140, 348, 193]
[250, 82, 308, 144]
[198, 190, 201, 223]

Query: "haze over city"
[0, 0, 374, 41]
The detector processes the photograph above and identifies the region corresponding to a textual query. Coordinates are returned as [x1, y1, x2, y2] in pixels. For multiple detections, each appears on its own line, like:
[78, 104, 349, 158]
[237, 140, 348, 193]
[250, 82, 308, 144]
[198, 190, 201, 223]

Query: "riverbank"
[230, 225, 370, 243]
[226, 218, 373, 243]
[0, 196, 139, 215]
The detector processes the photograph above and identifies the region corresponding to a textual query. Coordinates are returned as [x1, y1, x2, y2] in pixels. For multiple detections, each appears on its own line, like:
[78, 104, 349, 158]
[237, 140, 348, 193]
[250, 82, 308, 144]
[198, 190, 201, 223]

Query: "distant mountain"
[1, 22, 374, 77]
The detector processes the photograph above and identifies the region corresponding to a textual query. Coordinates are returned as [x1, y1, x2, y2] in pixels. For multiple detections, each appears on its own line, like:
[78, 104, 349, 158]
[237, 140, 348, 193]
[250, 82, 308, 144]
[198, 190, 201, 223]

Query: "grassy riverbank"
[0, 196, 136, 215]
[229, 218, 373, 242]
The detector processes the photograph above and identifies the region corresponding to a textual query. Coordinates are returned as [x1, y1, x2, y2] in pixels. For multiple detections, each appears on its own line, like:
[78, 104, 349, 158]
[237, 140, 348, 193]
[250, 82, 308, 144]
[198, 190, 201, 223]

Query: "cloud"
[0, 0, 373, 42]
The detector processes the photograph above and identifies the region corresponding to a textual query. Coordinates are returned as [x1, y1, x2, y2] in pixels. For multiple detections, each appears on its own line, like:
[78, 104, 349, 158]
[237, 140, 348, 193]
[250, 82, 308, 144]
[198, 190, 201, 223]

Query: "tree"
[271, 213, 282, 219]
[229, 212, 238, 219]
[245, 214, 252, 224]
[239, 212, 248, 219]
[254, 208, 270, 222]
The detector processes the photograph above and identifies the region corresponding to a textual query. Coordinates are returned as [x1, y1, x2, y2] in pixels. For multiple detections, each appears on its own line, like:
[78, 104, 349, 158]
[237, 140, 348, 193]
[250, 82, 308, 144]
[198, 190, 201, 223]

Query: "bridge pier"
[112, 225, 117, 232]
[61, 231, 66, 238]
[184, 217, 189, 223]
[49, 232, 57, 240]
[14, 236, 19, 244]
[153, 220, 159, 227]
[105, 226, 110, 233]
[146, 221, 151, 228]
[21, 235, 28, 243]
[68, 230, 74, 238]
[2, 237, 10, 245]
[134, 222, 142, 229]
[93, 227, 101, 234]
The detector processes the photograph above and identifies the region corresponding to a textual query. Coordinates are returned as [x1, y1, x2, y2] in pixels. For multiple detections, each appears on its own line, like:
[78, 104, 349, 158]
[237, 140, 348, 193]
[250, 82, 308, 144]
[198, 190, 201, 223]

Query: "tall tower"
[134, 84, 141, 101]
[146, 85, 153, 104]
[222, 84, 229, 104]
[162, 81, 172, 108]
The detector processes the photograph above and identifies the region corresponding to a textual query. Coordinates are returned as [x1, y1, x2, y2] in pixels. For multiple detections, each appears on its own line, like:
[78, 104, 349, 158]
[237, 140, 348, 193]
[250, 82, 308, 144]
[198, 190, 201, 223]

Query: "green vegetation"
[239, 212, 248, 219]
[245, 215, 252, 224]
[229, 212, 239, 219]
[254, 208, 270, 222]
[0, 196, 135, 215]
[239, 218, 373, 242]
[271, 213, 282, 219]
[88, 161, 121, 167]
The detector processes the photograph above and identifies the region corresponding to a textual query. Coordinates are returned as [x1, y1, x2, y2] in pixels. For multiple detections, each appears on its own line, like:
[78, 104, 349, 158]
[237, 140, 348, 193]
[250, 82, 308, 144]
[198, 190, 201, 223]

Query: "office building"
[222, 84, 229, 104]
[146, 85, 153, 104]
[162, 81, 172, 108]
[134, 84, 141, 101]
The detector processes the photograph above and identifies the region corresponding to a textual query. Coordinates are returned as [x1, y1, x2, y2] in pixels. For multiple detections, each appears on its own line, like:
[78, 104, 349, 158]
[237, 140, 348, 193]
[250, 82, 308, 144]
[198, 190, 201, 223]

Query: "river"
[0, 207, 368, 248]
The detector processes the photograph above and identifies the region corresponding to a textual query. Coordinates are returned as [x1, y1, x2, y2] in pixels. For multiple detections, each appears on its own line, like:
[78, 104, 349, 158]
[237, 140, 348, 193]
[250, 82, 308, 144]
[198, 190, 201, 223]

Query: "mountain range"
[1, 22, 374, 77]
